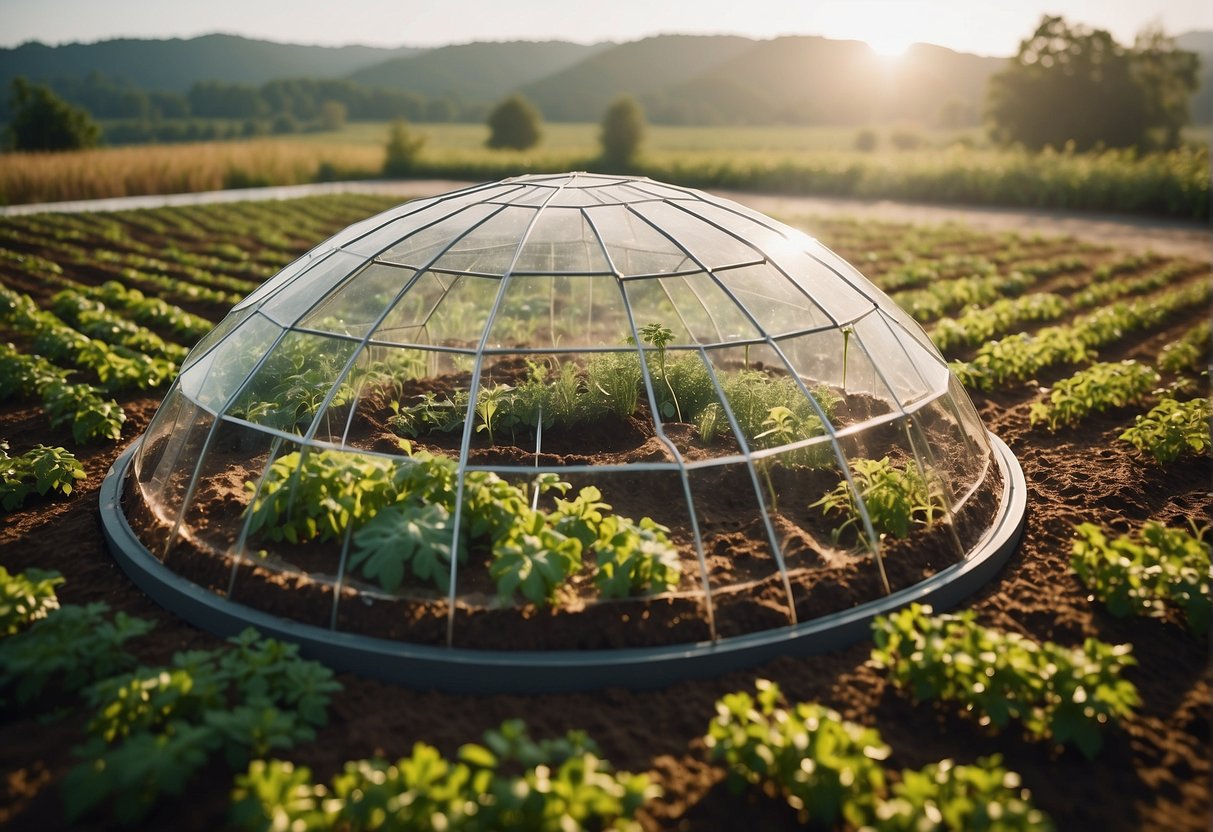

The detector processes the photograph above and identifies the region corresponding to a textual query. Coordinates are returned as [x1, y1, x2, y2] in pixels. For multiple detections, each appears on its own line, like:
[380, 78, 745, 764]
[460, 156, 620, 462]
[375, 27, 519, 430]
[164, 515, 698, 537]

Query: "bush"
[486, 94, 542, 151]
[599, 96, 646, 169]
[854, 128, 879, 151]
[383, 119, 427, 176]
[6, 76, 101, 151]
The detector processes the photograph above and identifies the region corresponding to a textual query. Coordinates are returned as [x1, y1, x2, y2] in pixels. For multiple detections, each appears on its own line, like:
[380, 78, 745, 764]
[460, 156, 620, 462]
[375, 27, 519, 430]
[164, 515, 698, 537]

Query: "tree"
[6, 77, 101, 152]
[383, 119, 426, 177]
[486, 94, 542, 150]
[599, 96, 646, 169]
[986, 15, 1198, 152]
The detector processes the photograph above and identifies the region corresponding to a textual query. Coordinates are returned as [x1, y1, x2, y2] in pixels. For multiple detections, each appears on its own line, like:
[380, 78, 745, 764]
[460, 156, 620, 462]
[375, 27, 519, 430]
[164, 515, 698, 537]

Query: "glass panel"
[177, 313, 283, 414]
[343, 186, 520, 258]
[428, 205, 535, 274]
[715, 263, 836, 337]
[374, 272, 500, 348]
[646, 273, 761, 345]
[178, 305, 253, 373]
[227, 330, 359, 436]
[851, 313, 945, 409]
[376, 202, 501, 267]
[260, 250, 369, 327]
[584, 205, 691, 275]
[299, 262, 417, 338]
[631, 201, 762, 270]
[486, 274, 631, 350]
[513, 209, 611, 273]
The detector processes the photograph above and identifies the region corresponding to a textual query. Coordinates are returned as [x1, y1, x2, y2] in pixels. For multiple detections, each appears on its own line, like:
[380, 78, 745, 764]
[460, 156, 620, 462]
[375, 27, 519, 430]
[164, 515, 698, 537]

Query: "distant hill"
[347, 40, 608, 102]
[519, 35, 754, 121]
[0, 34, 423, 92]
[1175, 31, 1213, 125]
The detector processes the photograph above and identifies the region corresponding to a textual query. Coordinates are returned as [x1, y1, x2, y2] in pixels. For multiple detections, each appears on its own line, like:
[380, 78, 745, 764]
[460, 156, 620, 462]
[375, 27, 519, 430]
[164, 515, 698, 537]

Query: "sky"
[2, 0, 1211, 56]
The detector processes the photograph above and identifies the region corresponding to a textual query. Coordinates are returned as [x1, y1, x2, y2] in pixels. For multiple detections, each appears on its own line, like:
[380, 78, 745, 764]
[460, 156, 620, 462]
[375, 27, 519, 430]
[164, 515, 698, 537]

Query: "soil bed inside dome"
[123, 360, 1002, 651]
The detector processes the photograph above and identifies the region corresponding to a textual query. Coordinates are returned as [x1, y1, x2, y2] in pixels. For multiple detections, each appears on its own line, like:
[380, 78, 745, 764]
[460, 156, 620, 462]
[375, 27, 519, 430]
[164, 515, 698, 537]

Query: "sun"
[866, 32, 913, 58]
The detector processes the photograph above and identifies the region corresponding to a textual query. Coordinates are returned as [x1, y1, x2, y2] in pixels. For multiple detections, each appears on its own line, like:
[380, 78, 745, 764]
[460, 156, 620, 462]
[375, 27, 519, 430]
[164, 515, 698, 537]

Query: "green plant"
[874, 756, 1054, 831]
[592, 515, 681, 598]
[705, 679, 889, 827]
[350, 502, 458, 593]
[382, 118, 427, 177]
[1119, 396, 1209, 462]
[0, 602, 153, 705]
[812, 457, 944, 544]
[1028, 360, 1159, 429]
[1071, 521, 1210, 633]
[230, 719, 657, 832]
[638, 322, 681, 421]
[586, 351, 642, 419]
[64, 629, 341, 825]
[0, 566, 63, 636]
[489, 512, 583, 605]
[1158, 320, 1210, 373]
[871, 604, 1140, 758]
[0, 442, 86, 510]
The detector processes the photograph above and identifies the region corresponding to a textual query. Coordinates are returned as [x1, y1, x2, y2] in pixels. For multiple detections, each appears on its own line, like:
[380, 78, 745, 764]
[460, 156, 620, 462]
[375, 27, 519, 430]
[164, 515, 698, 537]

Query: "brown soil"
[1, 360, 1208, 831]
[119, 364, 996, 651]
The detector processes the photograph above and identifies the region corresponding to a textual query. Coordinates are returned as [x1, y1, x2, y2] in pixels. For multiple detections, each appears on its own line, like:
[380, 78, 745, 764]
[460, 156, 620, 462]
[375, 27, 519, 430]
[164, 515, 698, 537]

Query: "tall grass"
[1, 134, 1207, 220]
[0, 140, 383, 205]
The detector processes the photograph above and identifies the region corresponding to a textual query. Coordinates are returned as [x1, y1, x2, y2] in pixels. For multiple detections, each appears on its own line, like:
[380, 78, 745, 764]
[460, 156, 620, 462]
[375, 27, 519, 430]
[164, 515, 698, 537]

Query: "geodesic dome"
[102, 173, 1025, 692]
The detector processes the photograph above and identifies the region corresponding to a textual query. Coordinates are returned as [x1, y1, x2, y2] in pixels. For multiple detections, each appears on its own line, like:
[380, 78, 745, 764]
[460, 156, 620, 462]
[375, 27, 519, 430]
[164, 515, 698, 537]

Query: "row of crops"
[4, 497, 1206, 828]
[0, 194, 1209, 828]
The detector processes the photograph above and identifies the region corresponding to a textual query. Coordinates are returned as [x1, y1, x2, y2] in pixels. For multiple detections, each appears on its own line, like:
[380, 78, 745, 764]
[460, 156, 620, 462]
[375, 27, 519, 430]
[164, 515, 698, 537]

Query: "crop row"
[0, 343, 125, 442]
[952, 281, 1211, 390]
[49, 289, 189, 362]
[0, 286, 177, 391]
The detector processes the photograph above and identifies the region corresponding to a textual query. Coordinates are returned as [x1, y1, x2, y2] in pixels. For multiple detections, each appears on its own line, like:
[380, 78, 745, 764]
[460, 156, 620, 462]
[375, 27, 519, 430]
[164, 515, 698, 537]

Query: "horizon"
[4, 0, 1213, 58]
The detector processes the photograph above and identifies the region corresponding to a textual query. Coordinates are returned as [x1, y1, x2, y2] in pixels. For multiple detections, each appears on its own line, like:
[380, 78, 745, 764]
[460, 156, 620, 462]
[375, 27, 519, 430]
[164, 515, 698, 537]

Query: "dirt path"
[3, 178, 1210, 261]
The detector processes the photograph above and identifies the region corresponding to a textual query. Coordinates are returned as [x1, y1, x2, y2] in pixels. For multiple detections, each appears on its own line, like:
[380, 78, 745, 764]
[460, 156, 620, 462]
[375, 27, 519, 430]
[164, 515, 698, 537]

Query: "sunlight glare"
[865, 32, 912, 58]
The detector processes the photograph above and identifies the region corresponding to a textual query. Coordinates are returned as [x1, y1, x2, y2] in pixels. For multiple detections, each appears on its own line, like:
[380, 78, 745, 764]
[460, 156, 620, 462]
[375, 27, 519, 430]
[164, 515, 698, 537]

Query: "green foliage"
[1119, 396, 1209, 462]
[705, 679, 889, 827]
[931, 293, 1067, 352]
[350, 502, 457, 593]
[6, 76, 101, 151]
[599, 96, 646, 169]
[486, 94, 542, 151]
[637, 322, 682, 421]
[0, 442, 86, 510]
[0, 602, 152, 705]
[230, 719, 657, 831]
[705, 681, 1052, 830]
[64, 629, 341, 825]
[986, 16, 1198, 151]
[813, 457, 945, 543]
[490, 511, 583, 605]
[874, 756, 1054, 831]
[383, 119, 427, 176]
[871, 604, 1140, 758]
[1071, 521, 1210, 633]
[0, 566, 63, 636]
[1028, 360, 1160, 429]
[1158, 320, 1210, 374]
[586, 352, 643, 420]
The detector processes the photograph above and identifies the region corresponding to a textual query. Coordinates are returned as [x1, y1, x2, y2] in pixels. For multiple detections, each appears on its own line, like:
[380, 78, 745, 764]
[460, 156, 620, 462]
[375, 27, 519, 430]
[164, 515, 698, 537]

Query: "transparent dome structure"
[101, 173, 1025, 692]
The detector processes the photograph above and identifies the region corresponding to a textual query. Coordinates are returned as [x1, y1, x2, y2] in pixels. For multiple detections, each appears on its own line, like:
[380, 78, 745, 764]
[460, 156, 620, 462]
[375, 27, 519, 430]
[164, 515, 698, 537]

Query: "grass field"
[0, 123, 1209, 219]
[0, 193, 1207, 830]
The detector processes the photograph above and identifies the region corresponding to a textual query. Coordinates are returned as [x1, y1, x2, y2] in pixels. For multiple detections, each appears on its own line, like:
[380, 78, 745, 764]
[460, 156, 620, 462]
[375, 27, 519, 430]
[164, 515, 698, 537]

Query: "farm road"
[3, 178, 1210, 261]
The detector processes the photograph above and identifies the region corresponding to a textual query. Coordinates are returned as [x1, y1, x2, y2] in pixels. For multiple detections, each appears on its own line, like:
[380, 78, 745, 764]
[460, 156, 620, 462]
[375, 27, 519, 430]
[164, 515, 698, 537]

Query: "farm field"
[0, 192, 1209, 830]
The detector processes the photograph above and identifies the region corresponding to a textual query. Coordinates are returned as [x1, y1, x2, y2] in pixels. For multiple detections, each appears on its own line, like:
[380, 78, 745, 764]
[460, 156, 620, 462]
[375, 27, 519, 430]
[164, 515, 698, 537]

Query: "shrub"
[486, 94, 542, 151]
[383, 119, 427, 177]
[599, 96, 646, 169]
[1120, 396, 1209, 462]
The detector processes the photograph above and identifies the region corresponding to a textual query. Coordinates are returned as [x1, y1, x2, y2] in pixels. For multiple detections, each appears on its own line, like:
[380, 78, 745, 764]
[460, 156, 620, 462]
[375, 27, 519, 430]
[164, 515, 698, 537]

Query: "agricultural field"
[2, 127, 1208, 220]
[0, 193, 1209, 830]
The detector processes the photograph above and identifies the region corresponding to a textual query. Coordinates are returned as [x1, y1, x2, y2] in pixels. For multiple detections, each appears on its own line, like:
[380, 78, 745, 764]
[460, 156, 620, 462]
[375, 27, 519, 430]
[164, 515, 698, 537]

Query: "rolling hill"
[0, 34, 423, 93]
[347, 40, 608, 102]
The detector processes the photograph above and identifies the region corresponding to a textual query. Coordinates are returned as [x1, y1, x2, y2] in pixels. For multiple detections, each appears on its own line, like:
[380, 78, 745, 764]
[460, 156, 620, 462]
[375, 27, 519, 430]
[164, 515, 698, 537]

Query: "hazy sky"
[3, 0, 1211, 56]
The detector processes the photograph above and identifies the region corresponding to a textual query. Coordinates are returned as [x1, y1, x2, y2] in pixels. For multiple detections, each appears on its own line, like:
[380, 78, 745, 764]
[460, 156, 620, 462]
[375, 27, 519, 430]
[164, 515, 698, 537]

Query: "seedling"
[639, 322, 682, 421]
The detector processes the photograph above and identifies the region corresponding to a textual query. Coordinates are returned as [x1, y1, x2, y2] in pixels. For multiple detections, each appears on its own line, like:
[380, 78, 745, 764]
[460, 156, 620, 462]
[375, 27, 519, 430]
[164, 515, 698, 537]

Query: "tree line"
[3, 16, 1203, 157]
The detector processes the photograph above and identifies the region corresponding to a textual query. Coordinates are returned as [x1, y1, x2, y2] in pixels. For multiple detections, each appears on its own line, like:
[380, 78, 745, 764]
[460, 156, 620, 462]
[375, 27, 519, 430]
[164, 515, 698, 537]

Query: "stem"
[841, 326, 853, 392]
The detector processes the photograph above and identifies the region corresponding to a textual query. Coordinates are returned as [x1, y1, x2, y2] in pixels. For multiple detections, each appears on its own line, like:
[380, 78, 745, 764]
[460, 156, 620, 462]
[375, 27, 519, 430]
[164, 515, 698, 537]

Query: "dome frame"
[101, 173, 1027, 691]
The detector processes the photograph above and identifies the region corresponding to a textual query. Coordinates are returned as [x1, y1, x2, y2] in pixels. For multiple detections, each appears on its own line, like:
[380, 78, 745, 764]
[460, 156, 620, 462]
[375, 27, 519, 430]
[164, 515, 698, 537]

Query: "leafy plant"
[65, 629, 341, 825]
[1158, 320, 1210, 374]
[592, 515, 681, 598]
[813, 457, 945, 544]
[489, 512, 583, 604]
[230, 719, 657, 832]
[638, 322, 681, 421]
[1028, 360, 1159, 429]
[1119, 396, 1209, 462]
[871, 604, 1140, 758]
[350, 502, 458, 593]
[586, 351, 642, 419]
[0, 602, 153, 705]
[705, 679, 889, 827]
[0, 566, 63, 636]
[874, 756, 1054, 831]
[0, 442, 87, 511]
[1071, 521, 1210, 633]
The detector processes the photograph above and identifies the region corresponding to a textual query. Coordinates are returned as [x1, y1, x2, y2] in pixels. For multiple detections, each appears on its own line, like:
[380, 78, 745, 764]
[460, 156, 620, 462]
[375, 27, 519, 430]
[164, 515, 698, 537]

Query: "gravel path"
[3, 178, 1209, 260]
